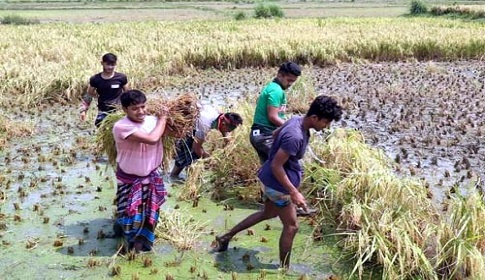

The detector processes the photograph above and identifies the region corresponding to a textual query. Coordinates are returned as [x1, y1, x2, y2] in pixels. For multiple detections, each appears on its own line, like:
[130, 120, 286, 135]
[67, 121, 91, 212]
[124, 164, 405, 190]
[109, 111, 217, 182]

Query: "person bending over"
[169, 104, 242, 181]
[215, 95, 343, 269]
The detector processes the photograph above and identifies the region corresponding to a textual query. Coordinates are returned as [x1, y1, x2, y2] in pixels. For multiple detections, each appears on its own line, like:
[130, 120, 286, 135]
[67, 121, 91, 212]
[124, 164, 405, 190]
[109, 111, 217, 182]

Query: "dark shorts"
[249, 129, 273, 164]
[174, 136, 200, 168]
[95, 111, 109, 127]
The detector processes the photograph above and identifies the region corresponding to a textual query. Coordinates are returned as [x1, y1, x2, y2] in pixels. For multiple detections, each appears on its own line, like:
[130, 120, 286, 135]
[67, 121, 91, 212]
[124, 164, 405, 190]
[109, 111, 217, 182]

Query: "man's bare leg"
[169, 165, 184, 180]
[277, 203, 298, 268]
[216, 200, 278, 251]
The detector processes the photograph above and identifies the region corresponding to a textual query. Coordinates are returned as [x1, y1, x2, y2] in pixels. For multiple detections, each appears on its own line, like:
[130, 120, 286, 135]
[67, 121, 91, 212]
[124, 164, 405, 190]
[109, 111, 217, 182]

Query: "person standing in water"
[112, 90, 168, 252]
[80, 53, 129, 127]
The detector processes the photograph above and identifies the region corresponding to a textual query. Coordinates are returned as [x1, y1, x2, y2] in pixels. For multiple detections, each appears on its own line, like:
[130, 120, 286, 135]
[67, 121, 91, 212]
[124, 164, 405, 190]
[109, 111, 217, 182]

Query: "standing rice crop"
[435, 190, 485, 279]
[4, 18, 485, 108]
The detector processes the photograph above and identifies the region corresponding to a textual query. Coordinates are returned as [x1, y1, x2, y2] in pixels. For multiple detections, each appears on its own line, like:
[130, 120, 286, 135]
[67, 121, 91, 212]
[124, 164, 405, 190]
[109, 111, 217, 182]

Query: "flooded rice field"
[0, 61, 484, 279]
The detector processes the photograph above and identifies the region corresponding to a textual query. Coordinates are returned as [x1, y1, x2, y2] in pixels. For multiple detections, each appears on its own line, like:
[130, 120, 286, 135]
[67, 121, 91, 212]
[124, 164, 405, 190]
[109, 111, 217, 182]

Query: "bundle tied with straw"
[96, 93, 200, 168]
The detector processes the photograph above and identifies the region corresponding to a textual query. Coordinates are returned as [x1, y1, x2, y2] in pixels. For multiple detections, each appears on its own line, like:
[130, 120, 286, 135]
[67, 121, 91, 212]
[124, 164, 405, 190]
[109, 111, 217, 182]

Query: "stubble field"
[1, 1, 485, 279]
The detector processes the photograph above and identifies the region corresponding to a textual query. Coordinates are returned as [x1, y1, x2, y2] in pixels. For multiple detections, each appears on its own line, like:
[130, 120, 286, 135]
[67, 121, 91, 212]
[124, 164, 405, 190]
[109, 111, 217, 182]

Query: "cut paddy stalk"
[172, 99, 484, 278]
[305, 128, 485, 279]
[155, 209, 209, 251]
[178, 100, 260, 202]
[95, 93, 199, 167]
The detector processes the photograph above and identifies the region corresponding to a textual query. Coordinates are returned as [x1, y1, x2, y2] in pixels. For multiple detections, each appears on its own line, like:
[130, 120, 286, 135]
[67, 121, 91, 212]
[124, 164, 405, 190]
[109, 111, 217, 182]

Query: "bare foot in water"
[215, 235, 230, 252]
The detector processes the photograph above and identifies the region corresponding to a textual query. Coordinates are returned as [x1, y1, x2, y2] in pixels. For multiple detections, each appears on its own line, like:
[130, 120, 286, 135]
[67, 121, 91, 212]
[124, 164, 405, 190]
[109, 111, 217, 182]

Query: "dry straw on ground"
[155, 209, 208, 251]
[96, 93, 199, 168]
[0, 114, 35, 148]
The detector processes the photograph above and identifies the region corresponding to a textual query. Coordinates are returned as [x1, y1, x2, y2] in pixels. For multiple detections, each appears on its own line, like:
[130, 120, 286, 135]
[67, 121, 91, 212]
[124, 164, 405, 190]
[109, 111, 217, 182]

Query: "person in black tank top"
[79, 53, 129, 127]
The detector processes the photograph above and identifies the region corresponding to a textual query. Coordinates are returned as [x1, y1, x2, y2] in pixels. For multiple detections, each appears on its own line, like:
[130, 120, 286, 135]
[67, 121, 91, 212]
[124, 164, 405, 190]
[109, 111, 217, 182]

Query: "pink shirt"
[113, 116, 163, 177]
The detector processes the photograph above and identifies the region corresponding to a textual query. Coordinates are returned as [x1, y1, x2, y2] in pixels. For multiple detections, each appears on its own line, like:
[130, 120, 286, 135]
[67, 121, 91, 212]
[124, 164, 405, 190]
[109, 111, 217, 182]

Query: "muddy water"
[1, 61, 483, 279]
[0, 100, 342, 279]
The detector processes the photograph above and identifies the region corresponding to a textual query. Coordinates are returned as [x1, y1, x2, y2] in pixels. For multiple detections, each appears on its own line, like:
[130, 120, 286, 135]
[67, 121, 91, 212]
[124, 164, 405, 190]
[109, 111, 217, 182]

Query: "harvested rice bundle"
[96, 111, 124, 167]
[145, 93, 200, 137]
[96, 93, 199, 168]
[178, 100, 260, 202]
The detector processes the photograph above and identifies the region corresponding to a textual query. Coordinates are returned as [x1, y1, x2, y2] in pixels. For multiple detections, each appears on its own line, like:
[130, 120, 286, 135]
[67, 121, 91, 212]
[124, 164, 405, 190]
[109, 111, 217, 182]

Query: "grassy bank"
[430, 4, 485, 19]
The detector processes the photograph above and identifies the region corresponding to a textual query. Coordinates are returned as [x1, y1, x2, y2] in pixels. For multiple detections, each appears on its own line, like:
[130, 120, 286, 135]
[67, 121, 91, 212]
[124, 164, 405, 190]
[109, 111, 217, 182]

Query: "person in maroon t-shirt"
[215, 95, 343, 269]
[79, 53, 130, 127]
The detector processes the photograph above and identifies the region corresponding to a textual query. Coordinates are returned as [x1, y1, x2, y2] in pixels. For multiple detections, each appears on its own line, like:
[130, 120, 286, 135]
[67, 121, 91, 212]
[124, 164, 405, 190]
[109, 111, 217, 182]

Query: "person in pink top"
[112, 89, 169, 253]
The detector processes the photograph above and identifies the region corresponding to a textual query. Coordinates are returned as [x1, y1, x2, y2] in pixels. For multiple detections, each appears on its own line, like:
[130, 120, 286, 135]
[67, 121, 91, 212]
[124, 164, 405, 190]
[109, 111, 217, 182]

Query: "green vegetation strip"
[2, 17, 485, 107]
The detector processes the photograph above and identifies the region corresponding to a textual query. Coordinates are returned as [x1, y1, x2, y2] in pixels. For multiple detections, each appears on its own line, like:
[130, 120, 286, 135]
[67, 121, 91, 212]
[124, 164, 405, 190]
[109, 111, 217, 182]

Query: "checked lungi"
[115, 166, 167, 252]
[173, 135, 200, 169]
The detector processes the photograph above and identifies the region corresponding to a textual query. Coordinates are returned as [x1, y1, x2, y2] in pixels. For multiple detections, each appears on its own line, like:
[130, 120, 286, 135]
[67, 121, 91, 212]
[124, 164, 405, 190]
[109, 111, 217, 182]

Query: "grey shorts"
[249, 129, 273, 164]
[261, 184, 291, 208]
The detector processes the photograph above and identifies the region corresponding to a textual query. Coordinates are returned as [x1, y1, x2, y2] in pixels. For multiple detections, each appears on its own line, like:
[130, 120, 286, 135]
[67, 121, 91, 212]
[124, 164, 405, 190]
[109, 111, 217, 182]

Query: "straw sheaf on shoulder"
[96, 93, 200, 167]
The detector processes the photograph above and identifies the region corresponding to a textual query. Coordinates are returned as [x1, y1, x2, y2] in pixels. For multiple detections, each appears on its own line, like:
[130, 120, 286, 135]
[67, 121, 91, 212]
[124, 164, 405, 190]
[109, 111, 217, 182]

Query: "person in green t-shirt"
[250, 61, 302, 164]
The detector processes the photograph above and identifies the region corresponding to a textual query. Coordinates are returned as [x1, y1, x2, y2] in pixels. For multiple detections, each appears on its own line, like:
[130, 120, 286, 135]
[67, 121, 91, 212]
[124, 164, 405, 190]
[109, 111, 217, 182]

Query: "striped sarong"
[115, 167, 167, 251]
[173, 135, 200, 168]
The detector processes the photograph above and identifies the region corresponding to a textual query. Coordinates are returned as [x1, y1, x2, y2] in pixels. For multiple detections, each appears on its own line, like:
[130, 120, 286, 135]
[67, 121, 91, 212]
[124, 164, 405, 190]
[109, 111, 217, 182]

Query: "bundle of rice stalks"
[96, 93, 199, 168]
[178, 101, 261, 202]
[180, 160, 207, 201]
[145, 93, 199, 138]
[304, 128, 441, 279]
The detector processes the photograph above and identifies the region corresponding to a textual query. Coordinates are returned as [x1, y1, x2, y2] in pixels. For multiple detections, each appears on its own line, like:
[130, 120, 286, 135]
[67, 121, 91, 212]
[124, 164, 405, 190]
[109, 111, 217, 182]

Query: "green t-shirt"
[252, 81, 287, 132]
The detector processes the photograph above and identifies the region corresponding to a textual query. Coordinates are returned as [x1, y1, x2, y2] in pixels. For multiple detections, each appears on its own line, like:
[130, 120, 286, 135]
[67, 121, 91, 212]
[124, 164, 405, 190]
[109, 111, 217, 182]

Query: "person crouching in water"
[169, 104, 243, 181]
[112, 89, 169, 253]
[215, 95, 343, 269]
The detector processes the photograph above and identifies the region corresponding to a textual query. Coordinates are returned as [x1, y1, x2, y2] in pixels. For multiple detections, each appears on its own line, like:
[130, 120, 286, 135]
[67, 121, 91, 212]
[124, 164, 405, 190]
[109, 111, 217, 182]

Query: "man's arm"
[270, 148, 307, 211]
[122, 83, 130, 92]
[192, 137, 210, 158]
[80, 86, 97, 121]
[267, 106, 285, 127]
[125, 116, 168, 145]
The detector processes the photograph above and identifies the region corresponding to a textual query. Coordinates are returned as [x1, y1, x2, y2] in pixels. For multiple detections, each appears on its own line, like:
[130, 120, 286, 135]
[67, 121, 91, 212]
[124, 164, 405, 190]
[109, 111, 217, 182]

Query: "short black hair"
[120, 90, 146, 108]
[102, 53, 117, 64]
[306, 95, 343, 121]
[278, 62, 301, 77]
[224, 112, 243, 126]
